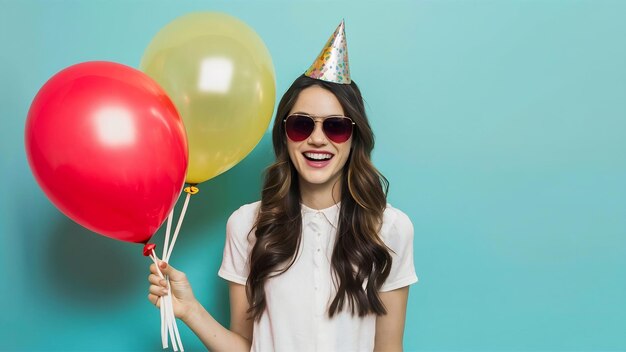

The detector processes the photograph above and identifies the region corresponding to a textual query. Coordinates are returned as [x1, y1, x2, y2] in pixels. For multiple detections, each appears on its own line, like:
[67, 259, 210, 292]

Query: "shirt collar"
[301, 202, 341, 229]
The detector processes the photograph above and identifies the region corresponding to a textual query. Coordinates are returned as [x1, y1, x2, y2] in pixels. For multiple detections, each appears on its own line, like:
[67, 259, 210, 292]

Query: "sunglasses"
[284, 113, 355, 143]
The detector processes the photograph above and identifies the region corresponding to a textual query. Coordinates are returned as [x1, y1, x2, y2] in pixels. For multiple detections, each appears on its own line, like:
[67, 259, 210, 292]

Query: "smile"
[303, 152, 334, 161]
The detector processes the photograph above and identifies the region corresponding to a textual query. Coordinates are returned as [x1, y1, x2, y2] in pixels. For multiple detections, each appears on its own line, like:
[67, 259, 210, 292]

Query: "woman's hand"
[148, 261, 199, 321]
[148, 262, 252, 351]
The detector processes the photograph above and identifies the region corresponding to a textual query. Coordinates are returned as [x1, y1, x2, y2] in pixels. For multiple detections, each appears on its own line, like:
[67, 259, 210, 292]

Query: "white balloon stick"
[163, 210, 174, 261]
[149, 250, 169, 349]
[167, 281, 184, 351]
[165, 192, 191, 262]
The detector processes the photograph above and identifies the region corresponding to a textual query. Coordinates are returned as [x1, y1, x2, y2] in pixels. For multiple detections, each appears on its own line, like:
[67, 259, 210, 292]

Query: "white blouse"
[218, 201, 418, 352]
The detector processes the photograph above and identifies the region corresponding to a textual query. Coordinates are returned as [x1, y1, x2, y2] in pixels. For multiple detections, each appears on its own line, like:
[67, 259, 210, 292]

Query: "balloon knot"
[184, 185, 199, 195]
[143, 243, 157, 257]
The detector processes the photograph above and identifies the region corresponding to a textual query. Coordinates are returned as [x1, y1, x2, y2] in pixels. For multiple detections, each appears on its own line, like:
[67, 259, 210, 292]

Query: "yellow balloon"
[141, 12, 276, 184]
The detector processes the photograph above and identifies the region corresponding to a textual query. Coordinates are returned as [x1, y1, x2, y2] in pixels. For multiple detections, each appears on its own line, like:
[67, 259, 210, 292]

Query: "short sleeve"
[218, 202, 259, 285]
[380, 206, 418, 292]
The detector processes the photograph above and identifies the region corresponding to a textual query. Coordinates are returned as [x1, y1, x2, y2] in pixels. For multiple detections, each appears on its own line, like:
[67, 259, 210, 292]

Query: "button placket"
[305, 215, 321, 317]
[311, 219, 322, 267]
[311, 213, 328, 317]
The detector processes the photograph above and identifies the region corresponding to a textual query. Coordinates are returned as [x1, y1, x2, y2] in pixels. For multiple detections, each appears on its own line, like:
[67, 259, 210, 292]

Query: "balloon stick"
[165, 186, 197, 262]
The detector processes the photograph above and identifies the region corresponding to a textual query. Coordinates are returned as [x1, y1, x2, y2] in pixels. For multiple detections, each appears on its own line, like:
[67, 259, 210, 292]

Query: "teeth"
[304, 152, 333, 161]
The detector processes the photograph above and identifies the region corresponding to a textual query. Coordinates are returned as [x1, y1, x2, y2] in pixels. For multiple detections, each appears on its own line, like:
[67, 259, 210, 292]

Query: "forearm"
[374, 343, 403, 352]
[183, 301, 251, 352]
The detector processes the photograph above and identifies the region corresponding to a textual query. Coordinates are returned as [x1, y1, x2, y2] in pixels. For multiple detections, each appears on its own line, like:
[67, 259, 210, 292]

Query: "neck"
[299, 177, 342, 210]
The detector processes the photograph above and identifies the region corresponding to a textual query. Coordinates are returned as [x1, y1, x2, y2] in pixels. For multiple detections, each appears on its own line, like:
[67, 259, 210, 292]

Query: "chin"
[299, 170, 341, 187]
[301, 176, 330, 186]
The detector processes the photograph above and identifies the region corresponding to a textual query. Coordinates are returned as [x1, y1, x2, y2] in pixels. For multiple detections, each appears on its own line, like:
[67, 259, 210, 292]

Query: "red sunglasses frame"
[283, 113, 355, 143]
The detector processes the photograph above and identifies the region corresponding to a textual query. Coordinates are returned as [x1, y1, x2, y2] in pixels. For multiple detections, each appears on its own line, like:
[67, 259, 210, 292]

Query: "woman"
[148, 21, 417, 351]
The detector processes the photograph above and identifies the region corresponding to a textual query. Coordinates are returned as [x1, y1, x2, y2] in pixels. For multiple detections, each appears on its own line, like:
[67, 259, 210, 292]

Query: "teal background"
[1, 0, 625, 350]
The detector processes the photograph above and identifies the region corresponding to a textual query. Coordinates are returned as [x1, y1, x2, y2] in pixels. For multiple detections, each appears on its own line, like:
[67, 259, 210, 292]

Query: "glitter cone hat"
[304, 20, 351, 84]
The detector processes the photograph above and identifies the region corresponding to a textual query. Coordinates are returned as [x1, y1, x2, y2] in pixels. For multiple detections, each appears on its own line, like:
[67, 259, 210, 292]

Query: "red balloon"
[25, 61, 188, 243]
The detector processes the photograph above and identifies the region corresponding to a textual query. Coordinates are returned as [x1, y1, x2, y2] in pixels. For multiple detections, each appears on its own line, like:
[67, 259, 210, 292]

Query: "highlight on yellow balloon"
[141, 12, 276, 184]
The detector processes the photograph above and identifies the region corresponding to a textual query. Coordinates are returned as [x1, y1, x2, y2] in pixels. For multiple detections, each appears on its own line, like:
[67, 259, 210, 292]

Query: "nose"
[307, 120, 327, 145]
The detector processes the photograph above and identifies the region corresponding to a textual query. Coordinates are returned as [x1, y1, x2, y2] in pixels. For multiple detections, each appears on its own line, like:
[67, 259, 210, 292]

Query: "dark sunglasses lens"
[323, 118, 353, 143]
[286, 115, 314, 141]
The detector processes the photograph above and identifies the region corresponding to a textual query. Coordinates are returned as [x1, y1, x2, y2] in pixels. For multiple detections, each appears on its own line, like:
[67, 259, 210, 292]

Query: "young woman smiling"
[148, 21, 417, 352]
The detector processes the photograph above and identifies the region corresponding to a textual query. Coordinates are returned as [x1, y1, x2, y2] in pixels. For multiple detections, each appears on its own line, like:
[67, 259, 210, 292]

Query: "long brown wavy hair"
[246, 74, 391, 321]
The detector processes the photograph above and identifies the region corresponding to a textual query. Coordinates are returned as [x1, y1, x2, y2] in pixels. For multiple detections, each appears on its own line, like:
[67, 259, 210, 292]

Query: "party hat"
[304, 20, 351, 84]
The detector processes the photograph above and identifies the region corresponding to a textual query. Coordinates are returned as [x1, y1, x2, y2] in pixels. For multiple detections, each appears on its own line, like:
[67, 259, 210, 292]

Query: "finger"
[160, 262, 187, 281]
[149, 284, 169, 296]
[148, 274, 167, 287]
[148, 261, 168, 279]
[148, 293, 161, 308]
